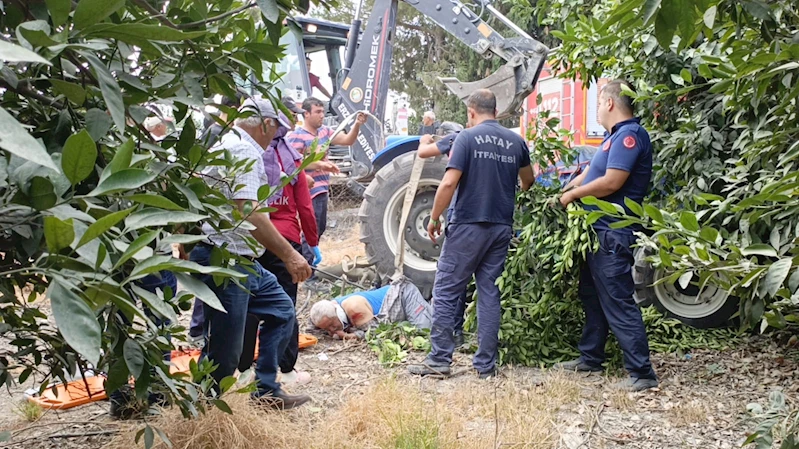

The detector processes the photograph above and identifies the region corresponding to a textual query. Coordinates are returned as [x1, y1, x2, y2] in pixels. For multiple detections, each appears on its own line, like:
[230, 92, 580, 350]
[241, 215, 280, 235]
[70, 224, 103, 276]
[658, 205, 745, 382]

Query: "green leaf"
[144, 425, 154, 449]
[73, 0, 125, 30]
[81, 53, 125, 132]
[642, 0, 662, 24]
[219, 376, 237, 393]
[161, 234, 208, 245]
[76, 207, 134, 248]
[84, 24, 205, 43]
[51, 80, 86, 105]
[29, 176, 57, 210]
[43, 216, 74, 252]
[699, 227, 720, 245]
[595, 199, 619, 214]
[61, 130, 97, 185]
[131, 284, 178, 324]
[0, 107, 59, 171]
[212, 399, 233, 414]
[48, 279, 102, 365]
[123, 339, 145, 379]
[678, 271, 693, 290]
[257, 0, 280, 23]
[741, 0, 772, 21]
[644, 205, 664, 223]
[742, 244, 778, 258]
[106, 139, 134, 177]
[670, 73, 685, 86]
[680, 68, 692, 83]
[126, 194, 184, 211]
[113, 230, 158, 269]
[124, 209, 208, 231]
[703, 5, 716, 29]
[623, 197, 644, 217]
[0, 40, 52, 65]
[45, 0, 71, 27]
[765, 258, 792, 297]
[679, 211, 699, 232]
[788, 269, 799, 293]
[88, 169, 157, 196]
[104, 359, 130, 395]
[174, 272, 226, 312]
[85, 109, 113, 142]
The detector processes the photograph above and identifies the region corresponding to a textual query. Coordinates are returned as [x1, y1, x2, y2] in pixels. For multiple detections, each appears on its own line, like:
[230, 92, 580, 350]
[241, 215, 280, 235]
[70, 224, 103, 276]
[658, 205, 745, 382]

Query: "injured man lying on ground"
[310, 278, 432, 340]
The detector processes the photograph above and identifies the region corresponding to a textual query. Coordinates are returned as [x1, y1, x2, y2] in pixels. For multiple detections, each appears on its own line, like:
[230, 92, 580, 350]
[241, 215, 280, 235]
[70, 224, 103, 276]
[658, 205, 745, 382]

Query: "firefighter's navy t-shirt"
[446, 120, 530, 226]
[582, 117, 653, 230]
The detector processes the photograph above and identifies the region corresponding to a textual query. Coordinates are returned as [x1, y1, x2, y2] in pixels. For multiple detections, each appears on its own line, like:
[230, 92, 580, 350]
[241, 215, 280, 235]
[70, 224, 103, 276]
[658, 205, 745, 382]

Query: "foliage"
[744, 391, 799, 449]
[0, 0, 328, 441]
[366, 322, 431, 367]
[516, 0, 799, 333]
[463, 98, 739, 367]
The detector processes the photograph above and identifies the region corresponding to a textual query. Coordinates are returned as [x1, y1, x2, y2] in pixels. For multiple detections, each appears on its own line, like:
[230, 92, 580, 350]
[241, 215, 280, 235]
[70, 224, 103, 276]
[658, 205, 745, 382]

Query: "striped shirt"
[200, 127, 269, 258]
[285, 126, 334, 198]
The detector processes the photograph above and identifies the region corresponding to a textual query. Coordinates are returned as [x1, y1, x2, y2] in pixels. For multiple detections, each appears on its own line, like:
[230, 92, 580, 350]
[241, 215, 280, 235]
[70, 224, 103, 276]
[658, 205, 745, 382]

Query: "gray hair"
[233, 116, 265, 128]
[467, 89, 496, 116]
[601, 79, 635, 114]
[310, 300, 338, 326]
[423, 110, 436, 120]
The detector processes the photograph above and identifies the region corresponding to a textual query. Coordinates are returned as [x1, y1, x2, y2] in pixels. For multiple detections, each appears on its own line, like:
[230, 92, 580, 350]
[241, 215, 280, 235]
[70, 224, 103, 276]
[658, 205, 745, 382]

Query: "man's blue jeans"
[190, 245, 295, 395]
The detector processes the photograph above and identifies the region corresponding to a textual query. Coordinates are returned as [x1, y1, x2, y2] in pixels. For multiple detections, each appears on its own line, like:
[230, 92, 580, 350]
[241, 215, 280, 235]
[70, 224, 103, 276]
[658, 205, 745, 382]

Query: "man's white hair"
[143, 116, 163, 131]
[234, 116, 266, 128]
[310, 300, 338, 326]
[423, 110, 436, 120]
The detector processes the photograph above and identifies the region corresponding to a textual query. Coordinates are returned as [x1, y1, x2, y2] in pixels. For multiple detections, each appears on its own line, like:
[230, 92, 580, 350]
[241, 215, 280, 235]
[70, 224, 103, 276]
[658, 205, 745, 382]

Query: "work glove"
[312, 246, 322, 267]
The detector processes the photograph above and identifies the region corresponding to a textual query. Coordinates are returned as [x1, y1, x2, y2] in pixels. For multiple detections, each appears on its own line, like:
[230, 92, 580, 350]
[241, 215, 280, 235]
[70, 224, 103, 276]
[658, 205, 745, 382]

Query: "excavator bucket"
[438, 52, 547, 120]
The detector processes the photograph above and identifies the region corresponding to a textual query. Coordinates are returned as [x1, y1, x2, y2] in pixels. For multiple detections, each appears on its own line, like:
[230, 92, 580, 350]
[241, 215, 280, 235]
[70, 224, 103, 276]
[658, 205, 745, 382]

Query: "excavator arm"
[329, 0, 549, 178]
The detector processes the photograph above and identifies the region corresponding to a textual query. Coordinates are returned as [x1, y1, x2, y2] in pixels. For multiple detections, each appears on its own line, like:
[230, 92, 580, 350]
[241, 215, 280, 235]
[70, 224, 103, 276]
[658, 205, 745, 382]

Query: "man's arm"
[427, 168, 462, 244]
[330, 113, 367, 146]
[519, 165, 535, 191]
[305, 160, 340, 173]
[417, 134, 440, 159]
[563, 166, 590, 192]
[235, 199, 312, 283]
[560, 169, 630, 206]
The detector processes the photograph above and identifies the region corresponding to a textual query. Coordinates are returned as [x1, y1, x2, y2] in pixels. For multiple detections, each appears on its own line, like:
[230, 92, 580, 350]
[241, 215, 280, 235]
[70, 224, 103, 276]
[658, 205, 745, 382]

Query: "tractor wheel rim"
[653, 269, 730, 319]
[383, 179, 441, 272]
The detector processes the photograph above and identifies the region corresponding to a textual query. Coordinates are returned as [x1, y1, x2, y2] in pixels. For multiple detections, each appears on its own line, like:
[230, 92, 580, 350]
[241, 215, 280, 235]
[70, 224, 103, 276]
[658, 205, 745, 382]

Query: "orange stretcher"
[253, 333, 318, 360]
[170, 349, 202, 375]
[27, 375, 107, 410]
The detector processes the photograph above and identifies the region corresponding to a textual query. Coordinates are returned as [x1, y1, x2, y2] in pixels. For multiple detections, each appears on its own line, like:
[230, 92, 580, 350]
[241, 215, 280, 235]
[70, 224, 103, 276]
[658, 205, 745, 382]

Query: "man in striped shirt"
[285, 97, 366, 239]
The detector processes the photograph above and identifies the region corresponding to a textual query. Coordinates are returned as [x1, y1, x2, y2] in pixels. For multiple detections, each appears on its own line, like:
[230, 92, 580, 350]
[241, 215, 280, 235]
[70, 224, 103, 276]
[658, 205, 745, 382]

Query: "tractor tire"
[359, 152, 448, 298]
[633, 248, 738, 329]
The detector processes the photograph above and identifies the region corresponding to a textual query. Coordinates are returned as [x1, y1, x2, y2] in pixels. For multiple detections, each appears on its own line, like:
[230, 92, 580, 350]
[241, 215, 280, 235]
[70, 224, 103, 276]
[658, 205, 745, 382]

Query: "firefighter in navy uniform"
[558, 79, 658, 392]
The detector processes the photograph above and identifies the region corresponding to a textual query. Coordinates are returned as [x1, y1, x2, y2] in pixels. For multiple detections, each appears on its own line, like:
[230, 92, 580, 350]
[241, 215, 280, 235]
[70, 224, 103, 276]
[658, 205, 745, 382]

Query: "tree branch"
[398, 21, 428, 33]
[178, 2, 258, 29]
[130, 0, 179, 29]
[0, 80, 64, 109]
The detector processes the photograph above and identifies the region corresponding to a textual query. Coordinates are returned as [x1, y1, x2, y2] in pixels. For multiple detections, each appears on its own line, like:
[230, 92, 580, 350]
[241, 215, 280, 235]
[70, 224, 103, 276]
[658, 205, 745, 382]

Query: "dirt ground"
[1, 205, 797, 448]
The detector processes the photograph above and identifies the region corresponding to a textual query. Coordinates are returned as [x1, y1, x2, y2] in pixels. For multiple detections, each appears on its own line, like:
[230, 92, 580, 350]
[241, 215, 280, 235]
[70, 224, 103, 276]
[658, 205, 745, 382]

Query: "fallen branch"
[338, 376, 378, 403]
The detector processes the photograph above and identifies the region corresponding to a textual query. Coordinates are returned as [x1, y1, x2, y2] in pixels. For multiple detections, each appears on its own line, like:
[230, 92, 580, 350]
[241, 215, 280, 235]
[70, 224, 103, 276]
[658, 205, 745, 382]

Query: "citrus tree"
[0, 0, 330, 441]
[510, 0, 799, 334]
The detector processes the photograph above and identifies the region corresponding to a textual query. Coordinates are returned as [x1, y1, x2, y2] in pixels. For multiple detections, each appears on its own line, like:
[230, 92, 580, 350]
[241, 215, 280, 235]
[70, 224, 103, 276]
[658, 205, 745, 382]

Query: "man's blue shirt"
[446, 120, 531, 226]
[582, 117, 653, 230]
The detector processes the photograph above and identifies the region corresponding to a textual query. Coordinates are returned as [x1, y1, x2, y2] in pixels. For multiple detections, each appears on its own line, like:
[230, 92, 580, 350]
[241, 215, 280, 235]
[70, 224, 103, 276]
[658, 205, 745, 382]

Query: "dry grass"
[318, 222, 366, 267]
[104, 372, 585, 449]
[666, 400, 708, 427]
[12, 401, 42, 422]
[606, 389, 635, 411]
